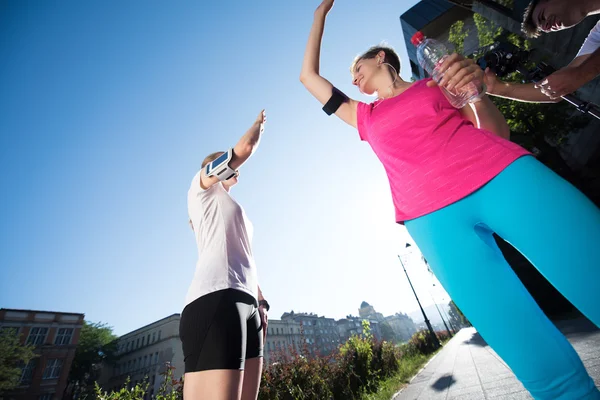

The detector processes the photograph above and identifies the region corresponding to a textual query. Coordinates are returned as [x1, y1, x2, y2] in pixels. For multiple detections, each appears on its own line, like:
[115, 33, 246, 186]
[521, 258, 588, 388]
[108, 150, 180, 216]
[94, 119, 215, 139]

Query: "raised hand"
[254, 109, 266, 132]
[316, 0, 334, 15]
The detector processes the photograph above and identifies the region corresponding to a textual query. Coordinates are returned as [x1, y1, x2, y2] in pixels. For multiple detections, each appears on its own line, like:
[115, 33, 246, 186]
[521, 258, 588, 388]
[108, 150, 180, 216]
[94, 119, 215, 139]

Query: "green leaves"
[0, 329, 37, 393]
[69, 321, 118, 397]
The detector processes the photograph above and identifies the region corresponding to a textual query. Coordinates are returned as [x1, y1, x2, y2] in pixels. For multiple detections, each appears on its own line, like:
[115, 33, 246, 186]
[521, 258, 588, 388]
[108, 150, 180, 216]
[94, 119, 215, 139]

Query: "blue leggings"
[405, 156, 600, 400]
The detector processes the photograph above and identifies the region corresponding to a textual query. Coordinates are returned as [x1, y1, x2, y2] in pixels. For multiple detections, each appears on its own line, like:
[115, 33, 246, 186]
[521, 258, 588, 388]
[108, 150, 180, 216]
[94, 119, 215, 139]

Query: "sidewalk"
[393, 318, 600, 400]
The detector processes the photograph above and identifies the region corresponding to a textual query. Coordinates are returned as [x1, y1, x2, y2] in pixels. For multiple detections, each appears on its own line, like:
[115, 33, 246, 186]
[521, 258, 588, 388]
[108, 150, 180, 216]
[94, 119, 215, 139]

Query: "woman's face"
[352, 57, 379, 96]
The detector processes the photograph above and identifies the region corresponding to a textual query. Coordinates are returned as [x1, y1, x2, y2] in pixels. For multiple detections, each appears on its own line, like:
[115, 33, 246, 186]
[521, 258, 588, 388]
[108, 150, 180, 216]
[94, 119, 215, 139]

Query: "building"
[358, 301, 384, 321]
[280, 311, 342, 359]
[263, 319, 303, 365]
[0, 308, 84, 400]
[385, 313, 417, 342]
[97, 314, 183, 398]
[336, 316, 382, 343]
[400, 0, 480, 80]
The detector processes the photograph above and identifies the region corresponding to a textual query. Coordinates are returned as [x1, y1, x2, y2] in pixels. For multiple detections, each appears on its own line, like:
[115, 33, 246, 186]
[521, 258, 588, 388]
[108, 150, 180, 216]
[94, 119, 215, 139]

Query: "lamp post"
[398, 243, 440, 349]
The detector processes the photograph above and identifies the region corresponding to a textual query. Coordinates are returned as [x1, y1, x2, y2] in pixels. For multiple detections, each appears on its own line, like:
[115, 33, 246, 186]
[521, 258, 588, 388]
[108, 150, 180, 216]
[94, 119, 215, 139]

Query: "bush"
[259, 322, 438, 400]
[94, 325, 441, 400]
[405, 330, 440, 356]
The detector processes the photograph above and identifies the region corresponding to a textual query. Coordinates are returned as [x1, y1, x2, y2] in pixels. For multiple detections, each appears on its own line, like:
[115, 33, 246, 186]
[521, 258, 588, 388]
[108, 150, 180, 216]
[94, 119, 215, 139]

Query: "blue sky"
[0, 0, 450, 336]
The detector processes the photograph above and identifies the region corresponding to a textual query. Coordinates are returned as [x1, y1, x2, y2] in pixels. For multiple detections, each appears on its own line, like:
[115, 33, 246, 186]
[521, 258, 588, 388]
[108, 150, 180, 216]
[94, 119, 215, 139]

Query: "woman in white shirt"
[180, 110, 270, 400]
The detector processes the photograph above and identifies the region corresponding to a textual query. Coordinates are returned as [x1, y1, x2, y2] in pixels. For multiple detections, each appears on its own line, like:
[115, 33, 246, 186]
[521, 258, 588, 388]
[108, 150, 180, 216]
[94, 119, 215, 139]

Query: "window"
[39, 393, 54, 400]
[144, 355, 148, 367]
[20, 359, 36, 384]
[27, 327, 48, 345]
[158, 331, 161, 340]
[153, 352, 159, 364]
[54, 328, 73, 345]
[136, 338, 140, 348]
[42, 359, 63, 380]
[147, 334, 151, 345]
[267, 342, 271, 351]
[141, 336, 145, 346]
[127, 360, 131, 372]
[152, 332, 156, 342]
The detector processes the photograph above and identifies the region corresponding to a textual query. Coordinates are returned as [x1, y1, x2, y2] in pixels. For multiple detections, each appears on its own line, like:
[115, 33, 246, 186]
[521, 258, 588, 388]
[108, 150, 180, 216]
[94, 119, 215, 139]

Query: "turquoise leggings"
[405, 156, 600, 400]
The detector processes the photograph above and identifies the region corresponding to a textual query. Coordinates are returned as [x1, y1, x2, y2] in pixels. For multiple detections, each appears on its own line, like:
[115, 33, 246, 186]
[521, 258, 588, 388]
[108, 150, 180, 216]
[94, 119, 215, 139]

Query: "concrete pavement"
[393, 318, 600, 399]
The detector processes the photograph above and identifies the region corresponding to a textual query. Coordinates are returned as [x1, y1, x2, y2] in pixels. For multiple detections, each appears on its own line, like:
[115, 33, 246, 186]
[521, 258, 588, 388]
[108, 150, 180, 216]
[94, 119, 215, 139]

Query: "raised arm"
[200, 110, 266, 189]
[299, 0, 358, 128]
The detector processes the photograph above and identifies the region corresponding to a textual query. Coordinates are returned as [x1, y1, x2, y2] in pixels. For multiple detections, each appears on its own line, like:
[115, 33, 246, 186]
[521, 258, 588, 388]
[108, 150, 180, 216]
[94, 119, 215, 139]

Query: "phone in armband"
[205, 148, 237, 181]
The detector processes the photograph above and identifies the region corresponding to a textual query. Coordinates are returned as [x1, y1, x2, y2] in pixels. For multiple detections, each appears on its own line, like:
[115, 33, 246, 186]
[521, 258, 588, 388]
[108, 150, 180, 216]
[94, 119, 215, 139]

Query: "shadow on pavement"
[431, 374, 456, 392]
[466, 332, 487, 347]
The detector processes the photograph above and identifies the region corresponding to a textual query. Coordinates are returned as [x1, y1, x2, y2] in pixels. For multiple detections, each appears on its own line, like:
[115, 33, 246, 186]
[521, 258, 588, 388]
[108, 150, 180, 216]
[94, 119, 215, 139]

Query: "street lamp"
[398, 243, 440, 349]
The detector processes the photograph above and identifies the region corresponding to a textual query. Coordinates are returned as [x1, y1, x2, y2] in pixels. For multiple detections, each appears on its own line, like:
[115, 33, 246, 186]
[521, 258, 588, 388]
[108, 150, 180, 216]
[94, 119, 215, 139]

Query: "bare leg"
[183, 370, 243, 400]
[240, 357, 263, 400]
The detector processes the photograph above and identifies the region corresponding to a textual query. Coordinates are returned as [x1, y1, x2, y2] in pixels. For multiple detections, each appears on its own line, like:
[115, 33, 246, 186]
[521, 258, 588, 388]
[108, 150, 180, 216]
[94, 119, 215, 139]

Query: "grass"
[363, 343, 448, 400]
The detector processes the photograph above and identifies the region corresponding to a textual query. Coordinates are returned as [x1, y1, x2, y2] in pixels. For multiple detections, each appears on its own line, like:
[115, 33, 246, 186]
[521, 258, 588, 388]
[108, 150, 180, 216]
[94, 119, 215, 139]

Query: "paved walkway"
[393, 318, 600, 399]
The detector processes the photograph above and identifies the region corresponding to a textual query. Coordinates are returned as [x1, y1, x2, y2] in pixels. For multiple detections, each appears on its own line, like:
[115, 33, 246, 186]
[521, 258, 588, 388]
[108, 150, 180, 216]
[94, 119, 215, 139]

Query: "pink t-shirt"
[356, 79, 529, 223]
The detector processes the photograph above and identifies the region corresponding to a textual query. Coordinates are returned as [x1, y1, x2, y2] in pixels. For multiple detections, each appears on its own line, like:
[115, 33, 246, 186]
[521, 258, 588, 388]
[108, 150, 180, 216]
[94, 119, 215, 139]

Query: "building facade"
[385, 313, 417, 342]
[280, 312, 342, 359]
[336, 316, 382, 343]
[263, 319, 304, 365]
[97, 314, 183, 398]
[0, 308, 84, 400]
[401, 0, 479, 80]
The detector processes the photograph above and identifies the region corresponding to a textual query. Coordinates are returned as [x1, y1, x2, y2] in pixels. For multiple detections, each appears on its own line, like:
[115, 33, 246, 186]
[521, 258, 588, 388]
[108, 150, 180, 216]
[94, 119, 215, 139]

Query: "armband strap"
[322, 87, 349, 116]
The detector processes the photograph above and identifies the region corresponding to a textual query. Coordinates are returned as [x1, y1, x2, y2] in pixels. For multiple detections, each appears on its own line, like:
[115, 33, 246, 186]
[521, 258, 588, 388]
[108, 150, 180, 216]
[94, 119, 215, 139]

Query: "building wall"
[264, 319, 303, 365]
[279, 313, 342, 360]
[97, 314, 183, 398]
[0, 309, 84, 400]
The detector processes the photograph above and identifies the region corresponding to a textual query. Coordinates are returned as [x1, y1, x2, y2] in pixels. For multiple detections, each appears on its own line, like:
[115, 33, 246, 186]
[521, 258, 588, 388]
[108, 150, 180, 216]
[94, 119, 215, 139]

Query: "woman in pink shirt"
[300, 1, 600, 399]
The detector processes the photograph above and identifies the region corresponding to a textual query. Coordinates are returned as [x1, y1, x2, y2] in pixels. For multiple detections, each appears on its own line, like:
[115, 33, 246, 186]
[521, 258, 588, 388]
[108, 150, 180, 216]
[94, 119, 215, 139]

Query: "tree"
[0, 328, 37, 393]
[379, 322, 396, 343]
[67, 321, 118, 398]
[448, 301, 471, 328]
[448, 14, 590, 191]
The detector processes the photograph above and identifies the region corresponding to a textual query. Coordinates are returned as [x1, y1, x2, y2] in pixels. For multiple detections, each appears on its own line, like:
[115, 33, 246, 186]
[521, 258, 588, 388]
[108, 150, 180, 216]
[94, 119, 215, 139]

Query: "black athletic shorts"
[179, 288, 264, 372]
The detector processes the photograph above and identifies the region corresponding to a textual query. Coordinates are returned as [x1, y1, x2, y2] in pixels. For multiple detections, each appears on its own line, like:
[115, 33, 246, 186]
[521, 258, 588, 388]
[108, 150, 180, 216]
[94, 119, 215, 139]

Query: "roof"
[1, 308, 84, 317]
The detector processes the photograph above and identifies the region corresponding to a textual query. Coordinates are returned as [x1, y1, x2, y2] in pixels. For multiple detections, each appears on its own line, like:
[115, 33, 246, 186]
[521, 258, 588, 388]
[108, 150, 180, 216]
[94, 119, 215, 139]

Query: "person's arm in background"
[536, 51, 599, 99]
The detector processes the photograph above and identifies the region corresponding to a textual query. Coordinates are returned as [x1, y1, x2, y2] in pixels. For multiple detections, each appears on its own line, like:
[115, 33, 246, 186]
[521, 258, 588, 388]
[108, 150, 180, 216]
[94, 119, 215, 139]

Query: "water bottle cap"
[411, 31, 425, 46]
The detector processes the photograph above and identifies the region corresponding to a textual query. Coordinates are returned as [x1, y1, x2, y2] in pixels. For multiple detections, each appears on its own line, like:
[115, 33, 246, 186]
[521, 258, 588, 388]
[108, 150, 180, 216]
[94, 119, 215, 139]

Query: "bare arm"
[486, 53, 594, 103]
[299, 0, 358, 128]
[536, 52, 598, 99]
[459, 96, 510, 139]
[200, 110, 266, 189]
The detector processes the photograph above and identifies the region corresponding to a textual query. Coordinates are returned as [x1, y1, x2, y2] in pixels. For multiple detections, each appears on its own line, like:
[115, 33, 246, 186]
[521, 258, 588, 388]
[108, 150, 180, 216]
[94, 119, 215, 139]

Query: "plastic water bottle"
[411, 31, 482, 108]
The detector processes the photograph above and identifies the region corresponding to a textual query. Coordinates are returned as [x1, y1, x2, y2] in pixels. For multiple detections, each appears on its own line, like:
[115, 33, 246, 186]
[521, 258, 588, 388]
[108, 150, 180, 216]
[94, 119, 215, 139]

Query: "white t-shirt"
[576, 20, 600, 58]
[184, 171, 258, 307]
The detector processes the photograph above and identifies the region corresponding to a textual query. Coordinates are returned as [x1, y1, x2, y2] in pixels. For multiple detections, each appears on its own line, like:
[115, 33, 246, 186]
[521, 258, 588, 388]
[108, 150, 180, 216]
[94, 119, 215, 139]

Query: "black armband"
[322, 87, 349, 116]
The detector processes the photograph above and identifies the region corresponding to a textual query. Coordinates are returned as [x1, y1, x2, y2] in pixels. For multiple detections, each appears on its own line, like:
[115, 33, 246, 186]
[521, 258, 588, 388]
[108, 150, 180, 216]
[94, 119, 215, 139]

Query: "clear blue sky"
[0, 0, 450, 336]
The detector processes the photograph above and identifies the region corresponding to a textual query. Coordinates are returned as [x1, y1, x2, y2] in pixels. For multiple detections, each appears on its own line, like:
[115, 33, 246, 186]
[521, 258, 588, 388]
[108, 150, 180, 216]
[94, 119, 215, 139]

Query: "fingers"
[447, 65, 479, 91]
[438, 58, 472, 87]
